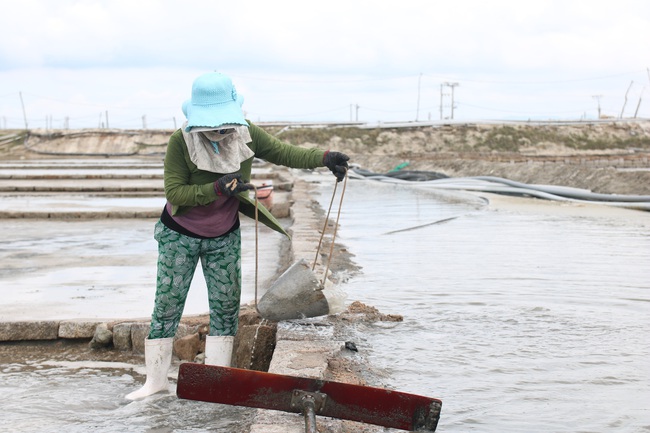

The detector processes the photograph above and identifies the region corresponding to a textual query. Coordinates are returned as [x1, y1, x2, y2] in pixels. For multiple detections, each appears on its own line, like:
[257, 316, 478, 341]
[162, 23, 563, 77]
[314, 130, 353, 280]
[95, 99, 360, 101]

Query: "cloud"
[1, 0, 649, 127]
[2, 0, 646, 73]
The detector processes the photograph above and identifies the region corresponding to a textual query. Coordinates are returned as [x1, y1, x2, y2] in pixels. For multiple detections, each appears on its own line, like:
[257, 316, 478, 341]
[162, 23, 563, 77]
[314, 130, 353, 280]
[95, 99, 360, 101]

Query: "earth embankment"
[2, 120, 649, 195]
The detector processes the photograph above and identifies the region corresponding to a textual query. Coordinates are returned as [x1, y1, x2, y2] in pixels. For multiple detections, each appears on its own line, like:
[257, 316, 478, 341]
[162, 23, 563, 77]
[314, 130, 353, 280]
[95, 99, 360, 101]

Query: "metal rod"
[302, 398, 317, 433]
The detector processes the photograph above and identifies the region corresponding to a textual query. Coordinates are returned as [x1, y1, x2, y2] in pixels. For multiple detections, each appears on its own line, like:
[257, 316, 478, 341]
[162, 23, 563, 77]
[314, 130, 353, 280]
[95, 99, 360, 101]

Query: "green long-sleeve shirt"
[163, 121, 326, 237]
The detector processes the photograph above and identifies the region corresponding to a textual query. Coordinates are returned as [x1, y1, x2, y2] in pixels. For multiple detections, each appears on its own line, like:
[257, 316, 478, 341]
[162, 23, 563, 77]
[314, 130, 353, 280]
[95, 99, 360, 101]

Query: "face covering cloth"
[182, 122, 255, 173]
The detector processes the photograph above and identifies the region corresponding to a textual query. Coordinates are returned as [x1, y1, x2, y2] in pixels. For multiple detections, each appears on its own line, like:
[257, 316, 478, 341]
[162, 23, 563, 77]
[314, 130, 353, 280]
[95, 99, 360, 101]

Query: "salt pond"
[1, 173, 649, 432]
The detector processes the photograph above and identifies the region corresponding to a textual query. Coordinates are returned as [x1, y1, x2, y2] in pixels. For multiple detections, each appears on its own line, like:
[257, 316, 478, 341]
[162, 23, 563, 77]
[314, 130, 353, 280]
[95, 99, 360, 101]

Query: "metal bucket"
[256, 259, 330, 321]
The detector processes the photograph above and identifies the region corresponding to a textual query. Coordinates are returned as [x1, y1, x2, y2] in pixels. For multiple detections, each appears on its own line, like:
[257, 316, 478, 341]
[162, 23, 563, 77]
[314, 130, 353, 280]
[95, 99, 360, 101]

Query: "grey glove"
[215, 173, 252, 196]
[323, 151, 350, 182]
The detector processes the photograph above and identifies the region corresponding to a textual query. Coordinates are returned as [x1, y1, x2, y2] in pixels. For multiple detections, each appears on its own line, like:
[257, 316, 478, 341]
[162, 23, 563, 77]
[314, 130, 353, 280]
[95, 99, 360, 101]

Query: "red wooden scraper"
[176, 363, 441, 431]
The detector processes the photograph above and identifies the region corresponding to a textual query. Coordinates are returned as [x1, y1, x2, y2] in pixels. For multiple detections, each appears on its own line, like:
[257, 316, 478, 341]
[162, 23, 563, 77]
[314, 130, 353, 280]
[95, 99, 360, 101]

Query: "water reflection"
[318, 178, 650, 433]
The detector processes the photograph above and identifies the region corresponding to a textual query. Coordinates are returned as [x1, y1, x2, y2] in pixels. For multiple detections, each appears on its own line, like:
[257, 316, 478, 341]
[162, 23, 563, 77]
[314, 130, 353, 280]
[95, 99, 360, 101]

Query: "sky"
[1, 0, 649, 130]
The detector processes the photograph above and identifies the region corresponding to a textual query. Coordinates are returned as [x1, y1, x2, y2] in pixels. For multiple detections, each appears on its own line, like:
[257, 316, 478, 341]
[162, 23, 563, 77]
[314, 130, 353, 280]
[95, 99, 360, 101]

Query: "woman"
[125, 72, 349, 400]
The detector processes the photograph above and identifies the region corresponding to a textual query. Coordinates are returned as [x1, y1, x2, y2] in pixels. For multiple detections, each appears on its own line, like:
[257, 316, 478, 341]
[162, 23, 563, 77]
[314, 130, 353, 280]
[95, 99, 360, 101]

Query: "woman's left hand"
[323, 151, 350, 182]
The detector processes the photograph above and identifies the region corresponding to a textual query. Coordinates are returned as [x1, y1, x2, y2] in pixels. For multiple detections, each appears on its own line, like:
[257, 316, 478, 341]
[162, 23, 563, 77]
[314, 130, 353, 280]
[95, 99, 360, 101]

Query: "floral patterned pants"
[148, 220, 242, 339]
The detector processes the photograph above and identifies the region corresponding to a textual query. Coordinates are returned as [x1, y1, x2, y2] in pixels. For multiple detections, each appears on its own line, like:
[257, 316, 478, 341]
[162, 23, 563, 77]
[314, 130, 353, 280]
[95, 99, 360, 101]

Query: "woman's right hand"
[215, 173, 253, 196]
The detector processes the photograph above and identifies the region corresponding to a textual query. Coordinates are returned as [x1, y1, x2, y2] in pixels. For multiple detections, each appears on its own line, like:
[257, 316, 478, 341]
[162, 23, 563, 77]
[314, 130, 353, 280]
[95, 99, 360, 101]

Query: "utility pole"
[447, 82, 459, 119]
[440, 82, 459, 120]
[634, 87, 644, 118]
[592, 95, 603, 119]
[19, 91, 28, 130]
[439, 84, 443, 120]
[620, 81, 634, 119]
[349, 104, 359, 122]
[416, 73, 422, 121]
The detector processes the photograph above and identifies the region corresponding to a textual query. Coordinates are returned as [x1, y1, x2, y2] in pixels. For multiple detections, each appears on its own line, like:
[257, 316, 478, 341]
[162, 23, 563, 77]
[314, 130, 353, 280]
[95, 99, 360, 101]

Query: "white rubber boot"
[204, 335, 234, 367]
[125, 337, 174, 401]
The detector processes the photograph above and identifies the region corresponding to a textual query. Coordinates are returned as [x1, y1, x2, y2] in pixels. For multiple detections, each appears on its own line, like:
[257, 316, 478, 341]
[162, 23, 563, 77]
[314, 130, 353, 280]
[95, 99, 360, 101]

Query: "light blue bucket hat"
[183, 72, 247, 131]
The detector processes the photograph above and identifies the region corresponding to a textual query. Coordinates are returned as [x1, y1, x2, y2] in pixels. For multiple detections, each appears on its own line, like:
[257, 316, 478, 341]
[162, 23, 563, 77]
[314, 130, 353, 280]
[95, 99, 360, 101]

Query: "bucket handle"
[250, 172, 348, 312]
[312, 173, 348, 286]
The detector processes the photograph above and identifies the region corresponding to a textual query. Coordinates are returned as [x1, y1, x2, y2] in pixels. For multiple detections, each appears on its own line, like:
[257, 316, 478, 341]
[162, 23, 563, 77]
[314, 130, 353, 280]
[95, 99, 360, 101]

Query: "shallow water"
[1, 174, 649, 432]
[0, 361, 253, 432]
[0, 218, 283, 320]
[316, 178, 650, 432]
[0, 195, 166, 213]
